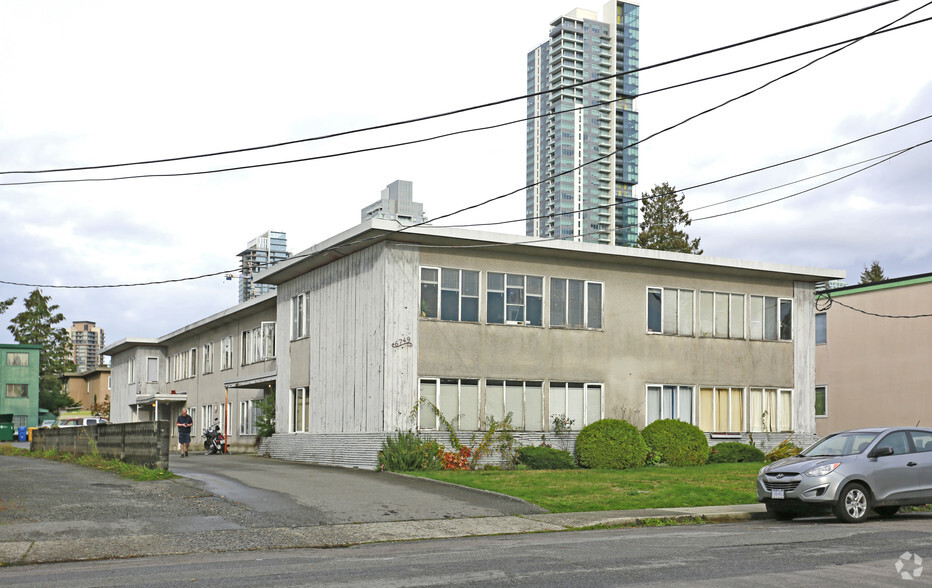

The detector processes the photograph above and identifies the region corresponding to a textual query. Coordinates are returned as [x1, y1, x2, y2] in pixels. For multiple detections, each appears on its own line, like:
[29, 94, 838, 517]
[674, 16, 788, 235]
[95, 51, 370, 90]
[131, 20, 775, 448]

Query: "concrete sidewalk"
[0, 452, 768, 566]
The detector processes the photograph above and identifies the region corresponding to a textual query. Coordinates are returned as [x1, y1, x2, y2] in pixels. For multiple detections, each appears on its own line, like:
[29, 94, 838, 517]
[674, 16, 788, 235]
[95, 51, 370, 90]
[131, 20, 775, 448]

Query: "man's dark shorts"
[179, 431, 191, 444]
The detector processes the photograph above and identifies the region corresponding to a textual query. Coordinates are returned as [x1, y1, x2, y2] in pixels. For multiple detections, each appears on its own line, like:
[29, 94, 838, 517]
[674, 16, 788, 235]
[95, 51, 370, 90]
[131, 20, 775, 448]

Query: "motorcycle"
[203, 423, 227, 455]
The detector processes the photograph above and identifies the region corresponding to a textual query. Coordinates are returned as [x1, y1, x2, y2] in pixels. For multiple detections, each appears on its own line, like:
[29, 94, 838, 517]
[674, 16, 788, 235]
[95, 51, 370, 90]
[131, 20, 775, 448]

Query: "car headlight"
[804, 462, 840, 477]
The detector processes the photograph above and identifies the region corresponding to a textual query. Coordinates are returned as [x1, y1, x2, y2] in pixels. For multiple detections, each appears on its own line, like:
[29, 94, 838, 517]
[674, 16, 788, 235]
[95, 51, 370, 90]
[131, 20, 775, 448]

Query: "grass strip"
[0, 443, 175, 481]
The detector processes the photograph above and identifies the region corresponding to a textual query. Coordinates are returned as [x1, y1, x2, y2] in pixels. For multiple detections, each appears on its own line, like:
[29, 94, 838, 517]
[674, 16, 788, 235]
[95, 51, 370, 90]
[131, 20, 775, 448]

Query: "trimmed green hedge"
[641, 419, 710, 466]
[708, 442, 766, 463]
[575, 419, 647, 470]
[516, 445, 576, 469]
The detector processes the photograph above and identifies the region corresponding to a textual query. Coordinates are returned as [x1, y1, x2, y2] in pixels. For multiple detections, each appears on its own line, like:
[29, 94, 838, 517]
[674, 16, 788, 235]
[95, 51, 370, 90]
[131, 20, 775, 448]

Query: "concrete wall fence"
[32, 421, 170, 470]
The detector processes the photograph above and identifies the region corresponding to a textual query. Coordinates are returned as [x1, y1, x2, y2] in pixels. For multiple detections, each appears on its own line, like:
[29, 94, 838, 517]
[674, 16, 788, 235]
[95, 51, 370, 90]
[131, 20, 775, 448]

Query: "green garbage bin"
[0, 423, 13, 442]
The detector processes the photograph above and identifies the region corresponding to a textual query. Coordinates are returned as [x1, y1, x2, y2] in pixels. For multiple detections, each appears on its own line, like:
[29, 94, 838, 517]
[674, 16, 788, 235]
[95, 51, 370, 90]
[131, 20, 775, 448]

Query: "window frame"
[419, 267, 480, 323]
[486, 273, 544, 326]
[549, 278, 604, 330]
[699, 291, 745, 339]
[749, 295, 793, 341]
[548, 381, 603, 429]
[202, 343, 214, 375]
[815, 385, 827, 418]
[5, 383, 28, 398]
[220, 336, 233, 371]
[5, 352, 29, 367]
[145, 357, 159, 383]
[291, 293, 308, 340]
[291, 388, 309, 433]
[418, 377, 480, 431]
[647, 287, 695, 336]
[485, 379, 544, 431]
[645, 384, 694, 426]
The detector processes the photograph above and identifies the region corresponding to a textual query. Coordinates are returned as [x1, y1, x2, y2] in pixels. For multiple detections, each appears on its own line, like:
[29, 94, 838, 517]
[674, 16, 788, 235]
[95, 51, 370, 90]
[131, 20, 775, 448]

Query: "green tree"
[0, 296, 14, 315]
[636, 182, 703, 254]
[859, 260, 887, 284]
[6, 289, 77, 412]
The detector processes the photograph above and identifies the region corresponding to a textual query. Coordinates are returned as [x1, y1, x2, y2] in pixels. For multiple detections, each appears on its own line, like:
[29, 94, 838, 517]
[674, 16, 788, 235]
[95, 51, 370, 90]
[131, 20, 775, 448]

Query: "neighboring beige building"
[814, 273, 932, 436]
[64, 367, 112, 412]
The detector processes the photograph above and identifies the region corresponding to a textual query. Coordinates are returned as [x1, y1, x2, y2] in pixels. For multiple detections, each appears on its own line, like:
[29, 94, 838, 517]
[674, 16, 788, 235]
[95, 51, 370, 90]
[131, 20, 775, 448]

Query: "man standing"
[176, 407, 193, 458]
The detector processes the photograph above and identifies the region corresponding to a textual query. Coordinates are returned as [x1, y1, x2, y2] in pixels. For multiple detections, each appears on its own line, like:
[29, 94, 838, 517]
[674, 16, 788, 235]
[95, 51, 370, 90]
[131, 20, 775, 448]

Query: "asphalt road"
[3, 515, 931, 586]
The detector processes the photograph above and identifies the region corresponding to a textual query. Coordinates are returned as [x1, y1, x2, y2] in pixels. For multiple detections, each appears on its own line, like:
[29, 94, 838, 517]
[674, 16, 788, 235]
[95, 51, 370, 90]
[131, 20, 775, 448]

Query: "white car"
[57, 417, 109, 427]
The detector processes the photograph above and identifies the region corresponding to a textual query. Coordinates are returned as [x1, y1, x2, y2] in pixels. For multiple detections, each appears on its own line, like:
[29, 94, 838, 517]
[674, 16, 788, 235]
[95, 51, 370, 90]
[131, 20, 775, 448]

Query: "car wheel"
[874, 505, 900, 517]
[766, 503, 797, 521]
[833, 482, 872, 523]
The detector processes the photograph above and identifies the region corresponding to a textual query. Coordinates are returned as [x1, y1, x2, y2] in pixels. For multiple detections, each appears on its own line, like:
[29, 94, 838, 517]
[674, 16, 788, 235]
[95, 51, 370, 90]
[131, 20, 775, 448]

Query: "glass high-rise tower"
[526, 1, 639, 246]
[237, 230, 290, 303]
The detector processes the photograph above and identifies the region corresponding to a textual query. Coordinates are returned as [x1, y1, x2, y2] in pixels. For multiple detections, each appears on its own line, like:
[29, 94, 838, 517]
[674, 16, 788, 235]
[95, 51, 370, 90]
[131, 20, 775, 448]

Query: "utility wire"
[0, 0, 901, 177]
[2, 17, 929, 189]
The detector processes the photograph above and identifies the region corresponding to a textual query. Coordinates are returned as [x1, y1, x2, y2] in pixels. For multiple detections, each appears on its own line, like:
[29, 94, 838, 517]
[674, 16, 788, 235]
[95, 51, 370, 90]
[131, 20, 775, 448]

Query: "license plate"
[772, 489, 785, 499]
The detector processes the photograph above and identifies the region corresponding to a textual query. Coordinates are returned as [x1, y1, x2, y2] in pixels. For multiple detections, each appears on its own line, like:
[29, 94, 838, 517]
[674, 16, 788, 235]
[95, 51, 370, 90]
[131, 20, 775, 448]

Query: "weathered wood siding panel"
[794, 280, 816, 436]
[276, 243, 417, 434]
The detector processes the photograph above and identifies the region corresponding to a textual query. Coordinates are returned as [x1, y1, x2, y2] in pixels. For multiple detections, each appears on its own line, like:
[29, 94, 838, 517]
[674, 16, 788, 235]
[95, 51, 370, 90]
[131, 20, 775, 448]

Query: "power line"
[0, 0, 907, 182]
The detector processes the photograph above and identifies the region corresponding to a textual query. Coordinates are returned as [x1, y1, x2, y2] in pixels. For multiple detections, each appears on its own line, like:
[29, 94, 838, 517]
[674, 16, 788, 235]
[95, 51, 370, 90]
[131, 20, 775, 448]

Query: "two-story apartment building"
[104, 293, 276, 452]
[105, 219, 843, 467]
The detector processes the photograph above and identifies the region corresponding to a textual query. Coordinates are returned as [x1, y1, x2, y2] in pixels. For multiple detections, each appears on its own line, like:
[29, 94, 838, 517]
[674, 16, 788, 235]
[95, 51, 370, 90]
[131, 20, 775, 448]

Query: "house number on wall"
[392, 336, 412, 349]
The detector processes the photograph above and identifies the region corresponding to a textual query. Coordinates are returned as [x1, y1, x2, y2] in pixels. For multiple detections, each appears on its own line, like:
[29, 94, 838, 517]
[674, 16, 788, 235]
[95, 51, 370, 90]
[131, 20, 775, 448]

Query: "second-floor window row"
[648, 287, 793, 342]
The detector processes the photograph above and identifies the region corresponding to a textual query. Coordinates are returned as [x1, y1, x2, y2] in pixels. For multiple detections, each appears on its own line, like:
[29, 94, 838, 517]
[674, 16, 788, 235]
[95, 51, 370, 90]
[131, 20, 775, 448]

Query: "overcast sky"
[1, 0, 930, 349]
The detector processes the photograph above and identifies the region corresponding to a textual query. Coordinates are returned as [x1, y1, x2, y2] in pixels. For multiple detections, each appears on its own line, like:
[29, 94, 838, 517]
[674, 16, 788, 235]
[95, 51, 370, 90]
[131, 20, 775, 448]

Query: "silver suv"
[757, 427, 932, 523]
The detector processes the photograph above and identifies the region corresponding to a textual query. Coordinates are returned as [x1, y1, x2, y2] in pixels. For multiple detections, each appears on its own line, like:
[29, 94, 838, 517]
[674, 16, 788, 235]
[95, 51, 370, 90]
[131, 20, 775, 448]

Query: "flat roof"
[258, 219, 845, 286]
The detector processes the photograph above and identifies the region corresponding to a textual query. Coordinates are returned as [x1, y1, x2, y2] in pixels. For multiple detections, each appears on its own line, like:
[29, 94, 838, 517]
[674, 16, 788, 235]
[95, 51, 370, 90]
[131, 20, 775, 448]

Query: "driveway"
[169, 452, 546, 525]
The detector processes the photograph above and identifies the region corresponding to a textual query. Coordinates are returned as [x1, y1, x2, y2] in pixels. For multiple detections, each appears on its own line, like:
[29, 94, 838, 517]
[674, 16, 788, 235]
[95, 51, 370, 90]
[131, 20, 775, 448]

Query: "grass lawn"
[408, 463, 763, 513]
[0, 443, 175, 481]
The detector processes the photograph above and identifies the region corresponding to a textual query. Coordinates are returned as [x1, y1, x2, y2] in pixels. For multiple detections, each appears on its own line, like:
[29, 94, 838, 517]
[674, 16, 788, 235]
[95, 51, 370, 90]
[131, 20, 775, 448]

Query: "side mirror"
[869, 446, 895, 458]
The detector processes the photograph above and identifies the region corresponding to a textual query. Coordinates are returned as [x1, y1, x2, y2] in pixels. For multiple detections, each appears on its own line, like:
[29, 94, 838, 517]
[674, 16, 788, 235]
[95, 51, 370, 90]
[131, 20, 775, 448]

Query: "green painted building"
[0, 344, 41, 428]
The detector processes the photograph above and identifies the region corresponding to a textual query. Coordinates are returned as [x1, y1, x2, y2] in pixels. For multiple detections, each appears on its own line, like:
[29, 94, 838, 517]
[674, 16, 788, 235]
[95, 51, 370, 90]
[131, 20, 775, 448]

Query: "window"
[815, 312, 826, 345]
[419, 378, 479, 430]
[698, 386, 744, 432]
[419, 267, 480, 322]
[202, 343, 214, 375]
[221, 337, 233, 371]
[549, 382, 602, 429]
[699, 291, 744, 338]
[748, 388, 793, 432]
[749, 296, 792, 341]
[201, 404, 214, 432]
[5, 352, 29, 367]
[188, 348, 197, 378]
[876, 431, 910, 455]
[128, 357, 136, 383]
[646, 385, 694, 425]
[146, 357, 159, 383]
[240, 400, 258, 436]
[485, 380, 544, 430]
[291, 293, 308, 340]
[815, 386, 827, 417]
[242, 322, 276, 365]
[5, 383, 27, 398]
[292, 388, 309, 433]
[910, 430, 932, 453]
[487, 273, 543, 326]
[550, 278, 603, 329]
[647, 288, 694, 335]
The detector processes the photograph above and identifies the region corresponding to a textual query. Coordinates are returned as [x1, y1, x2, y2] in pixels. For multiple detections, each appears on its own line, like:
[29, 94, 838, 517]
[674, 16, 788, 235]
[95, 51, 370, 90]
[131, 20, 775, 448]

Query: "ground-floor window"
[291, 388, 309, 433]
[748, 388, 793, 432]
[240, 399, 258, 436]
[417, 378, 601, 432]
[814, 386, 827, 418]
[698, 386, 744, 432]
[485, 380, 543, 430]
[646, 385, 694, 426]
[549, 382, 602, 430]
[419, 378, 479, 430]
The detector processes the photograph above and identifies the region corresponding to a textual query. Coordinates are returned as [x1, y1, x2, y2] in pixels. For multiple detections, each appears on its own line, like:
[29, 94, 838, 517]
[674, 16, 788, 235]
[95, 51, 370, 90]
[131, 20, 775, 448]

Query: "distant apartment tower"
[70, 321, 105, 372]
[361, 180, 426, 224]
[237, 231, 290, 303]
[527, 1, 639, 246]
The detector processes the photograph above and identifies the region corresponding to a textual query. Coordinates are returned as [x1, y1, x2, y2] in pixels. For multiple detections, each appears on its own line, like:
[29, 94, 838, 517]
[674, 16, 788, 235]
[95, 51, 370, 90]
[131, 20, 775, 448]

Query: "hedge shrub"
[575, 419, 648, 470]
[516, 445, 576, 469]
[641, 419, 710, 466]
[708, 441, 766, 463]
[378, 431, 441, 471]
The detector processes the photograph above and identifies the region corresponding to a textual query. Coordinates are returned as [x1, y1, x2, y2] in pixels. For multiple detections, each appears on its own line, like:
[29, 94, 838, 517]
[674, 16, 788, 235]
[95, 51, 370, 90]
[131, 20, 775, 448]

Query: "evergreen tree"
[6, 289, 77, 412]
[0, 296, 13, 315]
[859, 260, 887, 284]
[636, 182, 703, 254]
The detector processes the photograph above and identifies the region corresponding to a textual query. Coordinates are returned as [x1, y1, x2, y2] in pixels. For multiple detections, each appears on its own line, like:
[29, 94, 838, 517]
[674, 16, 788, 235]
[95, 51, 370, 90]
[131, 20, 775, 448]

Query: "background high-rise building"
[69, 321, 105, 372]
[361, 180, 426, 224]
[237, 230, 290, 303]
[526, 1, 639, 246]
